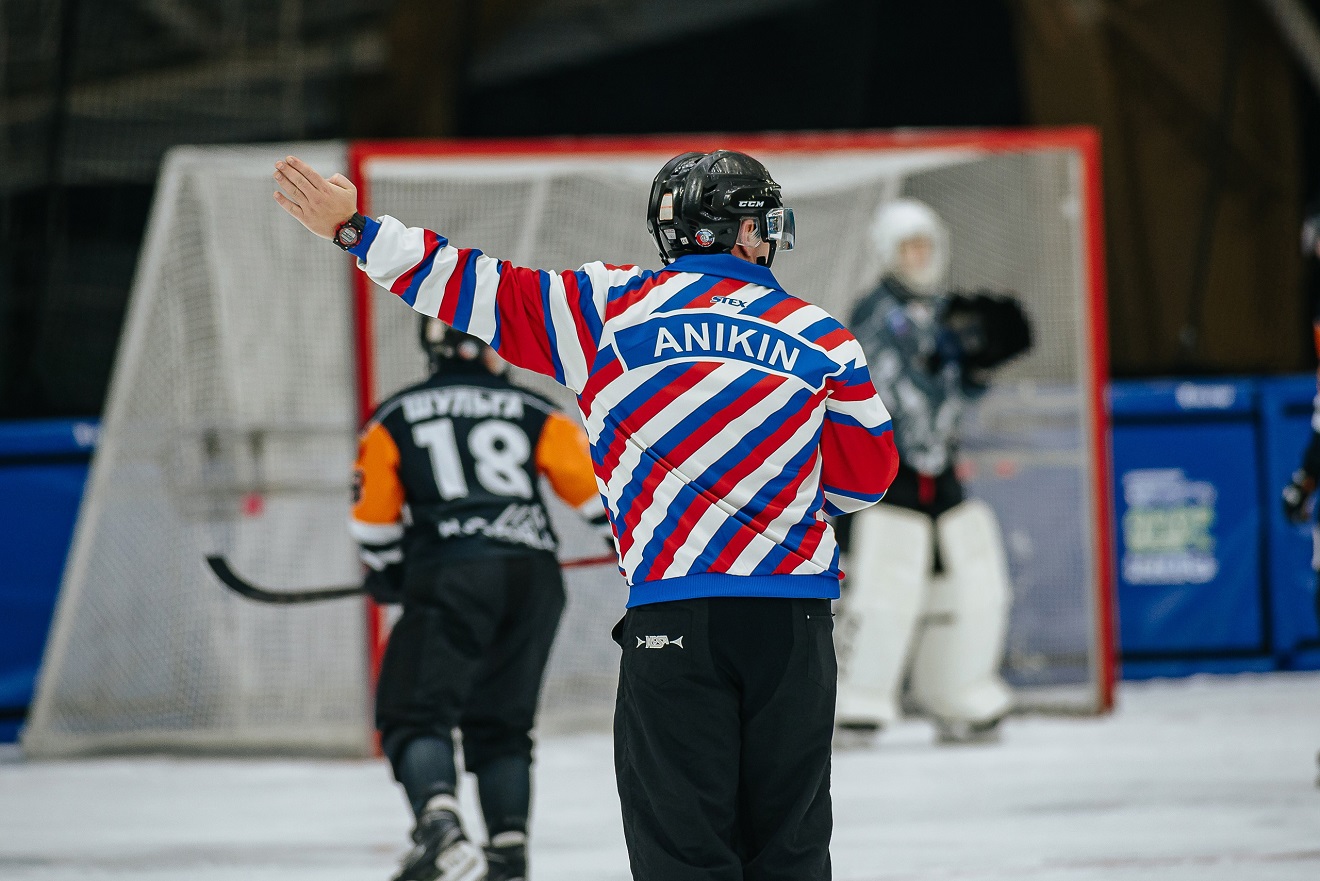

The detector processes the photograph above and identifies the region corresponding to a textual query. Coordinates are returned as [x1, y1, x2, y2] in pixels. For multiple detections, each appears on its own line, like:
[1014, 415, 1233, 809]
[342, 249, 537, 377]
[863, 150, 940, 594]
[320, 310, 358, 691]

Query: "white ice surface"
[2, 672, 1318, 881]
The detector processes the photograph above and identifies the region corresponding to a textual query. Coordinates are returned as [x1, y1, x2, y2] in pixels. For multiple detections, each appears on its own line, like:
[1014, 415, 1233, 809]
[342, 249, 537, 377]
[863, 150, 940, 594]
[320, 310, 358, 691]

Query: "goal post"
[24, 129, 1113, 758]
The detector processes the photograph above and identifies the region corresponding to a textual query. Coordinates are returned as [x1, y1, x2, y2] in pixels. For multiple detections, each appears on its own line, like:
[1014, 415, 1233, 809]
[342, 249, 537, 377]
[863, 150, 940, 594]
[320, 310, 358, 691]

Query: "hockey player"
[1286, 209, 1320, 788]
[1281, 420, 1320, 630]
[272, 150, 898, 881]
[1280, 206, 1320, 634]
[835, 198, 1031, 743]
[353, 318, 604, 881]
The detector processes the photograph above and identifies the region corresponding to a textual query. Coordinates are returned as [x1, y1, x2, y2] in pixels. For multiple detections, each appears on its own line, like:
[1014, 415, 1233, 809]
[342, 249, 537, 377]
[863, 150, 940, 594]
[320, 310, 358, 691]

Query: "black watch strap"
[333, 213, 367, 251]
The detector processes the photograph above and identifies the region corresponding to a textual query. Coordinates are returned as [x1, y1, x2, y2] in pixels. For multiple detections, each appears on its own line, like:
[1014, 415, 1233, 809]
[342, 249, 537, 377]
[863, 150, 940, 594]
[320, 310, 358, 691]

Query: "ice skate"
[934, 715, 1003, 746]
[833, 719, 883, 750]
[483, 830, 527, 881]
[392, 794, 485, 881]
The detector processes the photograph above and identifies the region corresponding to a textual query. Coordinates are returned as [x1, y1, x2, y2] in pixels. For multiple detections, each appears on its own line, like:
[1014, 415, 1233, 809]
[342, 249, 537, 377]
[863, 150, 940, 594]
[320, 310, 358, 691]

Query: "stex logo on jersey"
[637, 634, 684, 649]
[614, 314, 838, 388]
[710, 295, 748, 308]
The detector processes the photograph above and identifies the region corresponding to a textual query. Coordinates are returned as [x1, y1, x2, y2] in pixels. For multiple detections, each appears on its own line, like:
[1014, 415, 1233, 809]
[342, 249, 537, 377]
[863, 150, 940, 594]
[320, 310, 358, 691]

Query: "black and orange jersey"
[351, 366, 602, 566]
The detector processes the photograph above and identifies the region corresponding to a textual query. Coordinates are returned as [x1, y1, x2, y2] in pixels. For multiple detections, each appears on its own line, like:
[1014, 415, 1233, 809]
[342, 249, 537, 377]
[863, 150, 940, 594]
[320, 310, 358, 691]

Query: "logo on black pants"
[637, 635, 684, 649]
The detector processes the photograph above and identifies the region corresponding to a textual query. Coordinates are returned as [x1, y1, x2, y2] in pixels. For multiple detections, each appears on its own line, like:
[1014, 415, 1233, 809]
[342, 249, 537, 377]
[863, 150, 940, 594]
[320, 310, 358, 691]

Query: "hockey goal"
[25, 130, 1113, 758]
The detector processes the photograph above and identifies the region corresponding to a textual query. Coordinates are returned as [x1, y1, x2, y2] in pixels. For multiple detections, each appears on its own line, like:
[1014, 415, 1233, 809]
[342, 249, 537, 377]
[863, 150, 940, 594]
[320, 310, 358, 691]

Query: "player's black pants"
[377, 551, 565, 832]
[612, 596, 836, 881]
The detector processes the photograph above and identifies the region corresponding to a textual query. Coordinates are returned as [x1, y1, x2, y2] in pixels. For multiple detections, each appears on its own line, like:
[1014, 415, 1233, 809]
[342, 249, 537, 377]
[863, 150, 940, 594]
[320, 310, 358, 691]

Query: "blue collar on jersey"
[664, 253, 784, 290]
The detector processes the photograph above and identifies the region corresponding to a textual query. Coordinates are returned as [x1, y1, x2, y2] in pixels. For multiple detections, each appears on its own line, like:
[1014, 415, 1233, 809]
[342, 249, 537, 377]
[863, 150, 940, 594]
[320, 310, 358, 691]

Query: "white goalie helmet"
[870, 198, 950, 296]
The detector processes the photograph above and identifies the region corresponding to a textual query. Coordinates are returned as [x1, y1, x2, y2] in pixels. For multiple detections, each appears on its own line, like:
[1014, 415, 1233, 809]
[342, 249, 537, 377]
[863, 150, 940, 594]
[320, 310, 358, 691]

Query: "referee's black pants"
[612, 596, 837, 881]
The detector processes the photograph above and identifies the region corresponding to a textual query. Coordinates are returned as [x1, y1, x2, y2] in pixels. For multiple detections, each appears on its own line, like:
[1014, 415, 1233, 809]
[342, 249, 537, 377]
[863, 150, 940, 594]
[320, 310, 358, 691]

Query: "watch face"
[338, 224, 360, 246]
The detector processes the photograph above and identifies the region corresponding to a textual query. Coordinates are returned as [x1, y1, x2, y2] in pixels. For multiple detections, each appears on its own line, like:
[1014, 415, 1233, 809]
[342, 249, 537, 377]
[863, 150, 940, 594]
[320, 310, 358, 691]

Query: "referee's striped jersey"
[348, 215, 899, 607]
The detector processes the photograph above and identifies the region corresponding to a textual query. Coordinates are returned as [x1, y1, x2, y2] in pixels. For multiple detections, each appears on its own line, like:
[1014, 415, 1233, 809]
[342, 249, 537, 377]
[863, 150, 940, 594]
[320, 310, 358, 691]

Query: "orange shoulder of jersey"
[535, 411, 599, 511]
[352, 421, 405, 537]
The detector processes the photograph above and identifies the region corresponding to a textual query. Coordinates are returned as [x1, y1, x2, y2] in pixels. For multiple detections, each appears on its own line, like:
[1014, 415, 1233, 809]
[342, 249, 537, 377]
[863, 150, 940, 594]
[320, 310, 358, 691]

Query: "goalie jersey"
[848, 280, 981, 477]
[347, 216, 899, 607]
[351, 366, 600, 569]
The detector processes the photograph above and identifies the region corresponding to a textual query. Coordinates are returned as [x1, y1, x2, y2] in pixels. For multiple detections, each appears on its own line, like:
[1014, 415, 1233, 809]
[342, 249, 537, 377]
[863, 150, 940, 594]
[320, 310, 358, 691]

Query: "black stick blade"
[204, 556, 364, 605]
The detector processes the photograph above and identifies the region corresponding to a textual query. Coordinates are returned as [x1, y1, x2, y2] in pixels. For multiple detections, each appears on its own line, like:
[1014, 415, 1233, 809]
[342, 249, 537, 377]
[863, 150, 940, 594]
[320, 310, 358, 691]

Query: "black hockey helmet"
[420, 317, 489, 373]
[646, 150, 795, 267]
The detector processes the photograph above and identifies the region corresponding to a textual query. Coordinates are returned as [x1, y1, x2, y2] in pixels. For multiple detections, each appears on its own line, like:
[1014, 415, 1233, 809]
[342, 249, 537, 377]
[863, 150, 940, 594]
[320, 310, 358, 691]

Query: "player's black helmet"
[646, 150, 795, 267]
[420, 317, 488, 374]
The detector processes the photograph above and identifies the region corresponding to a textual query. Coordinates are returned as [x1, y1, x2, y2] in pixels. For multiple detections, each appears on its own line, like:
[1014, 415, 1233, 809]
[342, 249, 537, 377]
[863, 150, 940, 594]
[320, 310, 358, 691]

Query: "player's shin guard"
[472, 752, 531, 838]
[388, 732, 460, 817]
[908, 499, 1014, 730]
[835, 504, 932, 729]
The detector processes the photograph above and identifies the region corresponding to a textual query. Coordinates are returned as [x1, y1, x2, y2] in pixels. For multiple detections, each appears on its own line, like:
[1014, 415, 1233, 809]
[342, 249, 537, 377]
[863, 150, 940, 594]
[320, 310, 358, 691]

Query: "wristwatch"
[333, 213, 367, 251]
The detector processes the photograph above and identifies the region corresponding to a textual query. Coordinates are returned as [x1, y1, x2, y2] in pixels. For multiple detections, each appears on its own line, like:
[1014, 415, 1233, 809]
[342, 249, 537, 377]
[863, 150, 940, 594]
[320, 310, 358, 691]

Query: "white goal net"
[25, 133, 1111, 757]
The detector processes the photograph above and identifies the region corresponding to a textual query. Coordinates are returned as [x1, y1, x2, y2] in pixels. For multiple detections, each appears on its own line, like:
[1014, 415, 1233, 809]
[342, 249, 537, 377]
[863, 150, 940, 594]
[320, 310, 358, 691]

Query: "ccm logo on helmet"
[738, 200, 766, 208]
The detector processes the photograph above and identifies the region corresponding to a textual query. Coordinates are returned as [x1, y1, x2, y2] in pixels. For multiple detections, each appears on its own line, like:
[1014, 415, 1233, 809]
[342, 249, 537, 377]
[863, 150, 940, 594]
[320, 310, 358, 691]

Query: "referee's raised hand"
[272, 155, 358, 240]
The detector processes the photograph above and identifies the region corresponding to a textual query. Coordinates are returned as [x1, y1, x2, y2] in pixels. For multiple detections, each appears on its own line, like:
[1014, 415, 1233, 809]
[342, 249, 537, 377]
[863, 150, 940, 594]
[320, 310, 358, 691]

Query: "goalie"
[354, 319, 606, 881]
[836, 198, 1032, 743]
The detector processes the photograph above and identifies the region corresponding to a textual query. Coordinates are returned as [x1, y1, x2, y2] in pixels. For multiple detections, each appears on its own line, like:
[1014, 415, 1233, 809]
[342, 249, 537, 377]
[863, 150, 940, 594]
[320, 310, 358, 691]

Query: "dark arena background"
[2, 3, 1319, 880]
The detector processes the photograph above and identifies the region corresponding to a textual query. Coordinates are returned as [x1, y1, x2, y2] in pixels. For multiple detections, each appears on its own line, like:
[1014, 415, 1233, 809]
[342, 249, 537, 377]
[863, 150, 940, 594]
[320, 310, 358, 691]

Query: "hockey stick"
[206, 552, 619, 605]
[561, 553, 618, 570]
[205, 556, 364, 605]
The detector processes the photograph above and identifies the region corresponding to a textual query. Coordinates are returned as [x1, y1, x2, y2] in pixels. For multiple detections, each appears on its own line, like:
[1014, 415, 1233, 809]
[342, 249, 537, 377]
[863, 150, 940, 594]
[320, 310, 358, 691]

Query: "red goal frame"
[346, 128, 1116, 713]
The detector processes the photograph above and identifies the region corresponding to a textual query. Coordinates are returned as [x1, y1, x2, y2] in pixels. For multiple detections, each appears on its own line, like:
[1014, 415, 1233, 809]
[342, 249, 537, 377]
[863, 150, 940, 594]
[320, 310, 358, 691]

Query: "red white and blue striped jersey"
[349, 215, 899, 607]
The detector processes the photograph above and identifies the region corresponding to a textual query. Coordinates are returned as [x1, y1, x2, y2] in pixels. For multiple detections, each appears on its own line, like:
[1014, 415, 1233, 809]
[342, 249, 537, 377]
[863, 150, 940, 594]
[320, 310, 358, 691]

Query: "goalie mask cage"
[25, 130, 1113, 758]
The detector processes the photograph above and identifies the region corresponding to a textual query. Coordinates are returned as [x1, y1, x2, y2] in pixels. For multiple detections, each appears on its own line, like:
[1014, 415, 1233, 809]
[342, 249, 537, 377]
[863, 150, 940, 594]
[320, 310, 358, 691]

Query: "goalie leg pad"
[835, 504, 933, 728]
[909, 499, 1014, 726]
